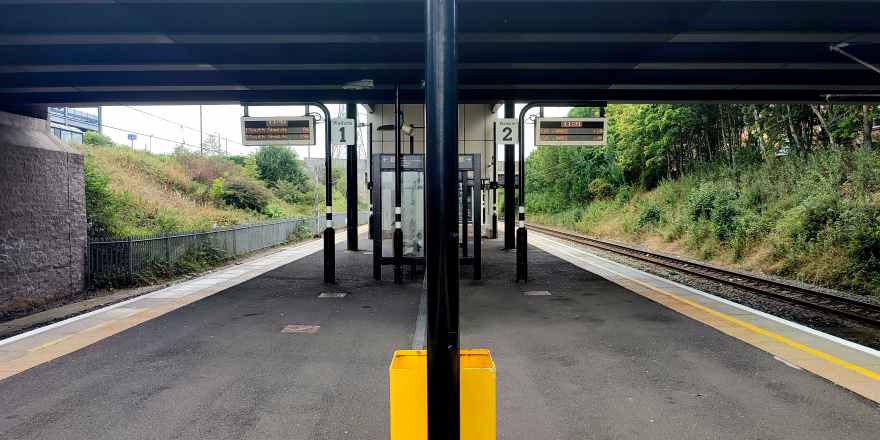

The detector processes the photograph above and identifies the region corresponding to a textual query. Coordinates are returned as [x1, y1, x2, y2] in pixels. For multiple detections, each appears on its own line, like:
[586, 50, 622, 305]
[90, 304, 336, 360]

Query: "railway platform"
[0, 232, 878, 439]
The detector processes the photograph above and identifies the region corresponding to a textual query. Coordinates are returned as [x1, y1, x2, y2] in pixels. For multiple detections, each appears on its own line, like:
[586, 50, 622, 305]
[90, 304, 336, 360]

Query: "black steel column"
[368, 122, 374, 240]
[316, 103, 335, 284]
[393, 84, 404, 284]
[503, 100, 515, 249]
[425, 0, 460, 438]
[346, 103, 359, 251]
[491, 122, 498, 239]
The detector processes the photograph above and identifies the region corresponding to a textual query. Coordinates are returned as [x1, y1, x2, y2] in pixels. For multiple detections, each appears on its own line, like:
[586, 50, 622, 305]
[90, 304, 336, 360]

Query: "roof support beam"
[3, 33, 880, 46]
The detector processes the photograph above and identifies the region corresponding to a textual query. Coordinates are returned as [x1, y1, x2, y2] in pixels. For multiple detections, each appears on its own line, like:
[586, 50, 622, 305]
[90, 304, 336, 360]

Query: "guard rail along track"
[529, 224, 880, 328]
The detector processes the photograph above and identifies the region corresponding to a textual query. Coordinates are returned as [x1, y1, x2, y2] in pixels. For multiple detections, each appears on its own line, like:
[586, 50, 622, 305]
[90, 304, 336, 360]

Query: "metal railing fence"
[87, 212, 368, 286]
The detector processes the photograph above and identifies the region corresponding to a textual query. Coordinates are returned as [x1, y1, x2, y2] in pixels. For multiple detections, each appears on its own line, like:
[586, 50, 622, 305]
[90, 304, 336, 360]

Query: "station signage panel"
[535, 117, 606, 146]
[495, 118, 519, 144]
[241, 116, 315, 146]
[331, 118, 356, 146]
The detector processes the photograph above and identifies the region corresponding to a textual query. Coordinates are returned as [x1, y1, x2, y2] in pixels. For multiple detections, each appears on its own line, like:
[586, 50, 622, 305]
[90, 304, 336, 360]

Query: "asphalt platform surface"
[0, 236, 877, 439]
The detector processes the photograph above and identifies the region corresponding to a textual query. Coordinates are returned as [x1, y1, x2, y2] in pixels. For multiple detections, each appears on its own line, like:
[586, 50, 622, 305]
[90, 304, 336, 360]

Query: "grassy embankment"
[80, 143, 352, 287]
[530, 147, 880, 297]
[82, 144, 348, 237]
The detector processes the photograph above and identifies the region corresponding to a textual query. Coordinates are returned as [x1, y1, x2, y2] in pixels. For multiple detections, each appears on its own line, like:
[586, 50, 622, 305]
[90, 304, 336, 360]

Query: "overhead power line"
[122, 105, 247, 148]
[100, 122, 201, 152]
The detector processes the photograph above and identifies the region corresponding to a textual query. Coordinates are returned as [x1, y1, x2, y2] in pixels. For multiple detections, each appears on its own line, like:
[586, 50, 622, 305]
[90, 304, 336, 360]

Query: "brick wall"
[0, 111, 86, 318]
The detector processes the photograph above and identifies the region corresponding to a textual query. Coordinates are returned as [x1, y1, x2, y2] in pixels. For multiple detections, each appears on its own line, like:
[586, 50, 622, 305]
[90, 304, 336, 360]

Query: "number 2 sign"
[495, 118, 519, 144]
[331, 118, 356, 146]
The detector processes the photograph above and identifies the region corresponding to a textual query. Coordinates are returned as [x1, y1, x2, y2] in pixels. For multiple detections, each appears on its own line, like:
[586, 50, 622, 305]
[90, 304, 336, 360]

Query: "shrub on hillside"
[686, 183, 719, 221]
[710, 196, 738, 241]
[84, 160, 125, 236]
[835, 203, 880, 290]
[210, 177, 226, 202]
[176, 151, 238, 184]
[83, 131, 115, 147]
[222, 179, 270, 212]
[273, 179, 313, 205]
[637, 204, 662, 229]
[588, 177, 614, 200]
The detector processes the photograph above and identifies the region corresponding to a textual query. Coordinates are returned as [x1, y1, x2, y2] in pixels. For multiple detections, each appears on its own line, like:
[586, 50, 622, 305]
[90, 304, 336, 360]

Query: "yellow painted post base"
[389, 349, 496, 440]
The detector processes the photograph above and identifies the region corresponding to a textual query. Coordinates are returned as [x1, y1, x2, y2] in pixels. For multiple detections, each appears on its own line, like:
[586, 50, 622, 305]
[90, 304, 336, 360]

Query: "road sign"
[127, 133, 137, 141]
[535, 117, 606, 146]
[241, 116, 315, 146]
[331, 118, 356, 146]
[495, 118, 519, 144]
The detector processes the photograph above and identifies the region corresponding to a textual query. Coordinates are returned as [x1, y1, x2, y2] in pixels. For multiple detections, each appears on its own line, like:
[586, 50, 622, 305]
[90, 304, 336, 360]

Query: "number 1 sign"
[495, 118, 519, 145]
[331, 118, 356, 146]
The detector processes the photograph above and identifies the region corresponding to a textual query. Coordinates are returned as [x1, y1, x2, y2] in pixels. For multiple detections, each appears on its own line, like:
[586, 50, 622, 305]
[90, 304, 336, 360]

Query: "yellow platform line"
[538, 236, 880, 383]
[0, 230, 358, 381]
[624, 271, 880, 381]
[26, 321, 114, 353]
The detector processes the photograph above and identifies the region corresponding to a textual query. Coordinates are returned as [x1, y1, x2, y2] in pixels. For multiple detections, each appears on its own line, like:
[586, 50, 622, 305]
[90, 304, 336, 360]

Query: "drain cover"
[318, 292, 347, 298]
[523, 290, 552, 296]
[281, 324, 320, 334]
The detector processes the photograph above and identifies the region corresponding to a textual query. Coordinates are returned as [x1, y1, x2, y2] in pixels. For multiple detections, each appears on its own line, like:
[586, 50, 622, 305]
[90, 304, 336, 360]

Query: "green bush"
[588, 177, 614, 200]
[84, 161, 130, 236]
[710, 197, 738, 241]
[273, 179, 312, 205]
[686, 183, 719, 221]
[222, 179, 270, 212]
[637, 204, 662, 229]
[287, 222, 313, 242]
[82, 131, 115, 147]
[834, 203, 880, 288]
[263, 203, 284, 218]
[210, 177, 226, 201]
[797, 192, 840, 243]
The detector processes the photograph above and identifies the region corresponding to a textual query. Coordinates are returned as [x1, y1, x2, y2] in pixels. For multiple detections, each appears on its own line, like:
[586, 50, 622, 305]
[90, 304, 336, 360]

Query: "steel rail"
[530, 223, 880, 328]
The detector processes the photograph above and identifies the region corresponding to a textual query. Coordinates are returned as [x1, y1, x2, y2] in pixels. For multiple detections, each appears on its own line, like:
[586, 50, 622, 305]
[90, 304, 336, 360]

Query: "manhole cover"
[281, 324, 320, 334]
[318, 292, 347, 298]
[523, 290, 552, 296]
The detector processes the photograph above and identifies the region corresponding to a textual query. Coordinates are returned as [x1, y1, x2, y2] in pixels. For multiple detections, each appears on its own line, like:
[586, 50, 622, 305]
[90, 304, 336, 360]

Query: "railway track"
[529, 224, 880, 328]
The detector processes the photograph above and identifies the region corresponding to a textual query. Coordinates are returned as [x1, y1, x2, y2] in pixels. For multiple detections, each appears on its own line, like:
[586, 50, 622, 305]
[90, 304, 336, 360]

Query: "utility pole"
[199, 105, 204, 155]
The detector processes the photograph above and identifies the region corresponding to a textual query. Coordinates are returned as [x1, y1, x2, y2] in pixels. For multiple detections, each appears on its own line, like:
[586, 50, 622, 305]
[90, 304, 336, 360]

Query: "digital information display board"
[241, 116, 315, 146]
[535, 117, 606, 146]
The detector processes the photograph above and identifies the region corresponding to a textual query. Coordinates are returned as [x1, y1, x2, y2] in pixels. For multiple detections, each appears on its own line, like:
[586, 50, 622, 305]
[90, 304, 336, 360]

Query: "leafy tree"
[525, 103, 875, 215]
[83, 131, 115, 147]
[254, 145, 309, 188]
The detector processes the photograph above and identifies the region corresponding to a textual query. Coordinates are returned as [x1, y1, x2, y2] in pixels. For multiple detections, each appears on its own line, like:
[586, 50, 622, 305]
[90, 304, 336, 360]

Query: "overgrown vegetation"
[77, 135, 355, 288]
[528, 103, 880, 296]
[79, 137, 350, 237]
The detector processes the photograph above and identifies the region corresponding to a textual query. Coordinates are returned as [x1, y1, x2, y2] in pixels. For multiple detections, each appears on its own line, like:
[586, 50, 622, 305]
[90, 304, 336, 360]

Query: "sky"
[72, 104, 572, 160]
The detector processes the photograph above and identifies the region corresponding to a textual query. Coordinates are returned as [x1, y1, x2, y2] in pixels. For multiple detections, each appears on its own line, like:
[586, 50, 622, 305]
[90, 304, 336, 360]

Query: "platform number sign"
[495, 118, 519, 144]
[331, 118, 356, 146]
[535, 117, 606, 146]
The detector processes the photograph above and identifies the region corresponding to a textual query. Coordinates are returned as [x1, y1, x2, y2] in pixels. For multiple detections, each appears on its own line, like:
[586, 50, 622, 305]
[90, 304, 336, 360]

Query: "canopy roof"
[1, 0, 879, 106]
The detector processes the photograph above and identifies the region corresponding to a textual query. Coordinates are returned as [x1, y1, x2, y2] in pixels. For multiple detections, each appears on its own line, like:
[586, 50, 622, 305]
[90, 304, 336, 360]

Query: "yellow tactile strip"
[531, 233, 880, 403]
[0, 229, 359, 382]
